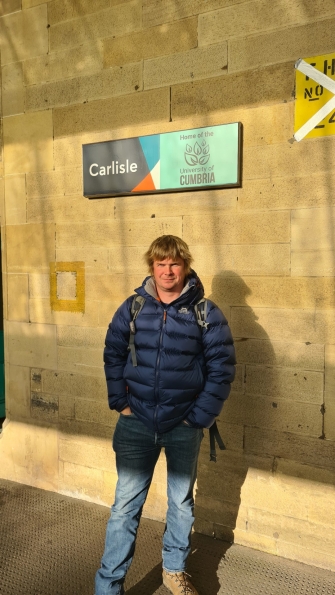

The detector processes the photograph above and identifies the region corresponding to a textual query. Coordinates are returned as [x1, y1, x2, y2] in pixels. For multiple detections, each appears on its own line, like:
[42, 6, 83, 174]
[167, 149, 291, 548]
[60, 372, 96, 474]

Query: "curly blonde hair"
[144, 235, 193, 276]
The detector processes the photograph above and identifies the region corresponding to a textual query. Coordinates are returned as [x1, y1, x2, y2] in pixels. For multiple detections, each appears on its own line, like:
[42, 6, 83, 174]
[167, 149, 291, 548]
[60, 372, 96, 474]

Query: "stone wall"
[0, 0, 335, 571]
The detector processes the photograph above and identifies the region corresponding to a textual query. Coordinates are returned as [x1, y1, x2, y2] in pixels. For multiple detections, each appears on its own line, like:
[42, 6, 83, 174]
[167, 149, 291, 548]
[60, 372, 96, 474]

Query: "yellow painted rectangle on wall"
[295, 52, 335, 139]
[50, 262, 85, 313]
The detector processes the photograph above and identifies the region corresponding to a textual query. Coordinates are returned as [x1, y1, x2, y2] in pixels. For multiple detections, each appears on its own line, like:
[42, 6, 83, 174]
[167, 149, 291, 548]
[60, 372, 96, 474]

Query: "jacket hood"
[135, 269, 204, 306]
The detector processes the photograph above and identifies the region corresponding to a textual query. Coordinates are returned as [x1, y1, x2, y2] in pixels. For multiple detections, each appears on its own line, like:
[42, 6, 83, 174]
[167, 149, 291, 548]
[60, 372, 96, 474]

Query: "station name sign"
[82, 122, 242, 198]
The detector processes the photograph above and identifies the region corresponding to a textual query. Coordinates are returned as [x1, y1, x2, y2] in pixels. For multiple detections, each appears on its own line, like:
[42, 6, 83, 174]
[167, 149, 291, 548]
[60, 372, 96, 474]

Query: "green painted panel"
[0, 330, 4, 418]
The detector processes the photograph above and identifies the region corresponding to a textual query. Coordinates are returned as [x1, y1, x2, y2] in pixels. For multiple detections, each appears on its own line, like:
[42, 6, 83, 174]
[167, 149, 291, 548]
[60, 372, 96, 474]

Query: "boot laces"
[174, 572, 195, 594]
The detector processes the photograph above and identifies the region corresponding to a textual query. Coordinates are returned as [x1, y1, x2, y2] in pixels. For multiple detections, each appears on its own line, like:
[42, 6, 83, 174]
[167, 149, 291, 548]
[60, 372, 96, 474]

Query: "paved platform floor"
[1, 478, 335, 595]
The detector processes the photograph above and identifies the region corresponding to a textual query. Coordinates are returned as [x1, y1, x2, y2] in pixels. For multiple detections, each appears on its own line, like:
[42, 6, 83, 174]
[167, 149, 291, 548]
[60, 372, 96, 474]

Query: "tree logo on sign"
[184, 140, 210, 166]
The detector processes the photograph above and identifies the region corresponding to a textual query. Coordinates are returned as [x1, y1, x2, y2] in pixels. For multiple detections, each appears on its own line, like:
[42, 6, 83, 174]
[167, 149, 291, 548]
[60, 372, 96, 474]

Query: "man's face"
[153, 257, 187, 295]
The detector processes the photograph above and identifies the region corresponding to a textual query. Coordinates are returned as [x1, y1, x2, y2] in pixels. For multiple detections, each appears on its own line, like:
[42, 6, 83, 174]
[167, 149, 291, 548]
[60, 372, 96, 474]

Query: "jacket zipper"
[154, 307, 167, 432]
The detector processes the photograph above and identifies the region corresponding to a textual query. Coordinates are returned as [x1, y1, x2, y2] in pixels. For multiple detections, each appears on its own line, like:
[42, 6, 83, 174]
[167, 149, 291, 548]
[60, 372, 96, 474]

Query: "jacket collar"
[135, 270, 204, 306]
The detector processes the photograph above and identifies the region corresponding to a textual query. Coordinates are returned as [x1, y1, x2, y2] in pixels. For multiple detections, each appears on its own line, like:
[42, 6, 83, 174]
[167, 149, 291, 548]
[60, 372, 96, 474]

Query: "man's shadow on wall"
[192, 270, 276, 591]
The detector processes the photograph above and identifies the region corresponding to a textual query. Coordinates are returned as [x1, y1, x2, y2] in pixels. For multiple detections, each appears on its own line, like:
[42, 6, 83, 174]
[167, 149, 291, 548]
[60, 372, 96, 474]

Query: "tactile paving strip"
[0, 478, 335, 595]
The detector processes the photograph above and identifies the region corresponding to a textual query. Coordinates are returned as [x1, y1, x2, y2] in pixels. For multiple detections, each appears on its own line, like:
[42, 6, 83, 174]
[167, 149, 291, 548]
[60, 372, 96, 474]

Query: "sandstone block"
[235, 339, 324, 371]
[98, 301, 122, 328]
[292, 249, 335, 277]
[215, 420, 244, 451]
[197, 463, 246, 503]
[190, 244, 290, 277]
[50, 1, 141, 52]
[56, 217, 182, 248]
[54, 87, 170, 138]
[276, 458, 335, 486]
[172, 62, 294, 120]
[4, 174, 26, 225]
[193, 517, 214, 538]
[107, 246, 152, 275]
[223, 391, 322, 437]
[57, 326, 105, 349]
[233, 528, 278, 555]
[114, 190, 237, 221]
[31, 391, 59, 423]
[303, 489, 335, 529]
[247, 507, 335, 554]
[29, 298, 99, 327]
[184, 211, 290, 245]
[292, 207, 335, 251]
[239, 171, 335, 211]
[239, 468, 310, 519]
[75, 399, 114, 426]
[29, 273, 50, 299]
[195, 497, 241, 528]
[59, 437, 115, 472]
[6, 223, 55, 272]
[61, 461, 104, 500]
[102, 469, 118, 505]
[58, 346, 104, 377]
[144, 43, 227, 89]
[5, 365, 31, 420]
[26, 62, 142, 111]
[210, 275, 335, 310]
[24, 44, 103, 86]
[236, 507, 335, 560]
[0, 421, 59, 491]
[56, 247, 109, 272]
[60, 418, 116, 441]
[28, 194, 117, 224]
[229, 18, 335, 73]
[41, 368, 106, 401]
[47, 0, 111, 25]
[143, 0, 234, 28]
[2, 62, 24, 116]
[325, 345, 335, 440]
[58, 395, 75, 421]
[23, 0, 53, 7]
[7, 274, 29, 321]
[104, 17, 197, 68]
[0, 0, 21, 16]
[232, 364, 243, 393]
[231, 307, 335, 344]
[26, 169, 82, 198]
[244, 427, 335, 471]
[199, 0, 335, 46]
[0, 178, 4, 227]
[0, 5, 48, 65]
[244, 136, 335, 181]
[245, 365, 324, 403]
[3, 111, 53, 174]
[85, 274, 143, 302]
[211, 523, 234, 542]
[6, 320, 57, 369]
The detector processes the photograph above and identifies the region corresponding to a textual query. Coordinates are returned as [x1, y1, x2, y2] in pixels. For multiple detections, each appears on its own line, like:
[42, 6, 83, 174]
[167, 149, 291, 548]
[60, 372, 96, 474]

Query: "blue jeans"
[95, 413, 203, 595]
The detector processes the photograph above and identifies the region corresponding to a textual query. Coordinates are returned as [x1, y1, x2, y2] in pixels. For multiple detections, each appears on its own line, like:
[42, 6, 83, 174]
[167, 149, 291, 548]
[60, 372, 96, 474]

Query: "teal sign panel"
[83, 123, 242, 198]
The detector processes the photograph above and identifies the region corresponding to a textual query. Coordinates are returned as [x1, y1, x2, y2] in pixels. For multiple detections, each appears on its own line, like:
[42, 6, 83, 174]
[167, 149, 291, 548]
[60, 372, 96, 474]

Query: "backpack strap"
[128, 295, 146, 367]
[194, 298, 209, 329]
[209, 422, 226, 462]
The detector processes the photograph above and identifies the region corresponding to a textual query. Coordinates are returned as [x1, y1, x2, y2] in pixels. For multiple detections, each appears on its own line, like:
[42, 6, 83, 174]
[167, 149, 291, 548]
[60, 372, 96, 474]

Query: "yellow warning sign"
[295, 52, 335, 140]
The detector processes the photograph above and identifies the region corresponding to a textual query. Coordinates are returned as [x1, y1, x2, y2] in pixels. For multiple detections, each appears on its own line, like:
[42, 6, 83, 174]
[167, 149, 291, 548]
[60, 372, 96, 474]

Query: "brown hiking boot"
[163, 570, 199, 595]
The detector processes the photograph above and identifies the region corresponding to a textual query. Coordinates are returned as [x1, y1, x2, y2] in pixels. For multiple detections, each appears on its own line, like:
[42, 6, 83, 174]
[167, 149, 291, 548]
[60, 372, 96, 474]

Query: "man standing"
[95, 235, 236, 595]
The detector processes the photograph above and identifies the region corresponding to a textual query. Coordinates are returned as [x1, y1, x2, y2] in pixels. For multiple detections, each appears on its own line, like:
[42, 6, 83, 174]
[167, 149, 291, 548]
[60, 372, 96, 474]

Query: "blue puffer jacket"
[104, 271, 236, 433]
